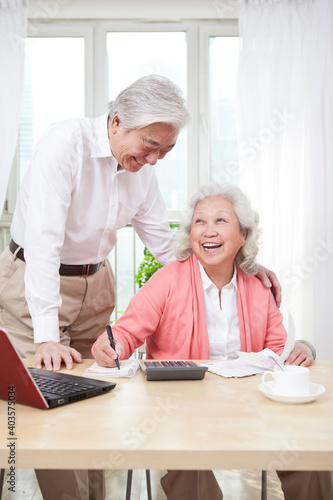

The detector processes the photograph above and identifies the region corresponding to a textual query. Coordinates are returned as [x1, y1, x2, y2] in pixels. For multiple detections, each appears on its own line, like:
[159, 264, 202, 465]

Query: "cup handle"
[262, 371, 274, 391]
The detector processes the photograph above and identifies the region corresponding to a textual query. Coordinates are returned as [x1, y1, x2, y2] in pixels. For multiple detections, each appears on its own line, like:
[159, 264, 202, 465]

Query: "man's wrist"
[36, 341, 59, 347]
[295, 339, 316, 360]
[32, 316, 60, 344]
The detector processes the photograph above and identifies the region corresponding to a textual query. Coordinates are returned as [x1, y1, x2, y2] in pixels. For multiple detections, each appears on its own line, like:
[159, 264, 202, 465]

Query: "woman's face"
[190, 196, 246, 274]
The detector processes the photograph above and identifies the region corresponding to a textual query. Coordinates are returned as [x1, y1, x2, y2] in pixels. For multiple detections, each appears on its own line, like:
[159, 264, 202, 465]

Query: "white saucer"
[258, 381, 326, 404]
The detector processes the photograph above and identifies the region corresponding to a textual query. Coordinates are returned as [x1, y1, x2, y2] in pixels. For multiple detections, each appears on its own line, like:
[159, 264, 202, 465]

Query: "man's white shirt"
[11, 114, 174, 343]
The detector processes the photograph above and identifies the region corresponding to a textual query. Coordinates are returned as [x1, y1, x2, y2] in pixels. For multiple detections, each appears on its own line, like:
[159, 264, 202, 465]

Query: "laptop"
[0, 329, 116, 409]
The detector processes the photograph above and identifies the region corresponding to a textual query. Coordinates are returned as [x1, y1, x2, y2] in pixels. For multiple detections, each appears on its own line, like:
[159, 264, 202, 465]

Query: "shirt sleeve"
[23, 127, 77, 343]
[131, 171, 176, 266]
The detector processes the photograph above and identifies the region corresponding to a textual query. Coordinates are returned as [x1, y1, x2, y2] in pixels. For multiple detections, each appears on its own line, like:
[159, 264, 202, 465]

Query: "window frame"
[198, 22, 239, 187]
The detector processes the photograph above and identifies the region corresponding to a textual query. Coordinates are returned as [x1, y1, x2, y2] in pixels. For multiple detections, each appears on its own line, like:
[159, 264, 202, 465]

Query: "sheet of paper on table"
[83, 359, 140, 378]
[202, 312, 296, 378]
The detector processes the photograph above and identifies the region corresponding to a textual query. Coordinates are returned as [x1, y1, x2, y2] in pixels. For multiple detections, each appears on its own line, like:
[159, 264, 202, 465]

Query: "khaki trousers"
[160, 470, 333, 500]
[0, 245, 116, 500]
[0, 246, 116, 358]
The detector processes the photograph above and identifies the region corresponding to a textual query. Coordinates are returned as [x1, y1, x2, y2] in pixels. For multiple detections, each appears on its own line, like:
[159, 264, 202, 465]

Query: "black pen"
[106, 324, 120, 370]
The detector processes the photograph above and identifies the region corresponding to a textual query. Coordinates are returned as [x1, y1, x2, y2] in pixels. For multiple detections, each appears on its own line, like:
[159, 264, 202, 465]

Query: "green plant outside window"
[135, 224, 179, 288]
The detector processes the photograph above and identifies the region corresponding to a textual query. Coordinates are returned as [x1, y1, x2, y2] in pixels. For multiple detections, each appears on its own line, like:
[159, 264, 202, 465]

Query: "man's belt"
[9, 239, 102, 277]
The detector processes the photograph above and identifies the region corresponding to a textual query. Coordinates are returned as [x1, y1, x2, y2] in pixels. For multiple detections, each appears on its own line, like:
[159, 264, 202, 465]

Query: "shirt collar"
[198, 261, 238, 292]
[91, 113, 114, 159]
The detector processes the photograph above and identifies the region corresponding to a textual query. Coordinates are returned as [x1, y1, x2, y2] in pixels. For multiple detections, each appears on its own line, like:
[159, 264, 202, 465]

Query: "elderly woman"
[93, 182, 311, 365]
[93, 182, 331, 500]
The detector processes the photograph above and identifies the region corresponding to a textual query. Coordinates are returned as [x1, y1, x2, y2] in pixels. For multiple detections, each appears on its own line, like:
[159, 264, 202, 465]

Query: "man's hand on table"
[35, 342, 83, 371]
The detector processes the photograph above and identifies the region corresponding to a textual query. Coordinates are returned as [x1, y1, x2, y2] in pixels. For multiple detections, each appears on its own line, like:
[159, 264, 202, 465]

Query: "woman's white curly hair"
[172, 182, 261, 275]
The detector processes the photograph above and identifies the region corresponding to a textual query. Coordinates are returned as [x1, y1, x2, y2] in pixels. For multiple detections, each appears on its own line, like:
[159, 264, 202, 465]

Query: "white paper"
[278, 311, 296, 363]
[202, 348, 279, 378]
[235, 348, 278, 370]
[83, 359, 140, 379]
[203, 358, 265, 378]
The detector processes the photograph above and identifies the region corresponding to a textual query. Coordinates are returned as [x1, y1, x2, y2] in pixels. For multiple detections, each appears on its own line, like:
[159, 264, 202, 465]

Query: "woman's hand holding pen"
[94, 336, 124, 367]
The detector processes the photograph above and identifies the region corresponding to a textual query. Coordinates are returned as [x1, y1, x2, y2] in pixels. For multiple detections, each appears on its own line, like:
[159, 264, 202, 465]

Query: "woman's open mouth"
[202, 243, 222, 252]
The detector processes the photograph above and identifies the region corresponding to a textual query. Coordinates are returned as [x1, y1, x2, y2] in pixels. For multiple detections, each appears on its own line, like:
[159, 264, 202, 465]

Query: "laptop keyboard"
[32, 374, 93, 396]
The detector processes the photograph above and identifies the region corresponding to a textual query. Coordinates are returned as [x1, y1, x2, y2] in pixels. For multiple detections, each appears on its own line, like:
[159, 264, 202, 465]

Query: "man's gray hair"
[173, 182, 261, 275]
[108, 75, 190, 131]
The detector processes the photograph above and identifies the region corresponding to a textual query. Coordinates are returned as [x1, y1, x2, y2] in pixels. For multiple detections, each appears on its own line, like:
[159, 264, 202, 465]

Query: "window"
[5, 21, 239, 217]
[19, 37, 85, 183]
[198, 24, 239, 187]
[209, 36, 240, 185]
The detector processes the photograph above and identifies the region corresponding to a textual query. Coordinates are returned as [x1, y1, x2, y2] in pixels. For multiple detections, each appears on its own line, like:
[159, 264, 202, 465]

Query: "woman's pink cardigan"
[92, 254, 287, 359]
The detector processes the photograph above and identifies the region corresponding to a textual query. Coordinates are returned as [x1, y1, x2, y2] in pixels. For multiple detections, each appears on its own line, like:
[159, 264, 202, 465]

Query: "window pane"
[107, 32, 187, 210]
[19, 37, 85, 183]
[209, 37, 239, 185]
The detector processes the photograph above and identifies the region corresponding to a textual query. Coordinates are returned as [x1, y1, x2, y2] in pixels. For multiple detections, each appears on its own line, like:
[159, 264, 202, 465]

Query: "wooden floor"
[1, 468, 285, 499]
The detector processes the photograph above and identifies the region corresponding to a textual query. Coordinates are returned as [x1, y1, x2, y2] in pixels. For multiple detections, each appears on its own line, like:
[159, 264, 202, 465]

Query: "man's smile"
[134, 157, 146, 165]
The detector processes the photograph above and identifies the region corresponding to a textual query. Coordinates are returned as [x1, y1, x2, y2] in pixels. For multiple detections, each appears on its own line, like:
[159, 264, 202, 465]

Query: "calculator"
[140, 360, 208, 381]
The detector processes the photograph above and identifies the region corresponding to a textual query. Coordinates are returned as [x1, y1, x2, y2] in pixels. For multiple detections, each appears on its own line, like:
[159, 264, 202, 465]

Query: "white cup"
[262, 365, 310, 397]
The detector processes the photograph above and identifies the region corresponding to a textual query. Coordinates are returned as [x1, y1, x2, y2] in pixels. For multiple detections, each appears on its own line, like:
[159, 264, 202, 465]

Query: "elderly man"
[0, 75, 187, 372]
[0, 75, 281, 500]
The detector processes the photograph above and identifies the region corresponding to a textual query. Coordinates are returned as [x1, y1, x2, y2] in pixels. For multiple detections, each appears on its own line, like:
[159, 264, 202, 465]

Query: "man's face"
[108, 116, 179, 172]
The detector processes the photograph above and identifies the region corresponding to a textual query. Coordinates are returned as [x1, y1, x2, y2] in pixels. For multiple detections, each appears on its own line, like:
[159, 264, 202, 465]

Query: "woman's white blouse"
[198, 262, 241, 359]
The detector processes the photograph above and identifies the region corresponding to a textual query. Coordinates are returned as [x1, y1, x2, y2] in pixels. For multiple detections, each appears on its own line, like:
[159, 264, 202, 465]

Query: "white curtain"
[237, 0, 333, 358]
[0, 0, 28, 217]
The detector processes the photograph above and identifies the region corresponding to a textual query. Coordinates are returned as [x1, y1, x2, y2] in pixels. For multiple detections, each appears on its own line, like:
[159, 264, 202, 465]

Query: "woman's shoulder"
[238, 268, 272, 298]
